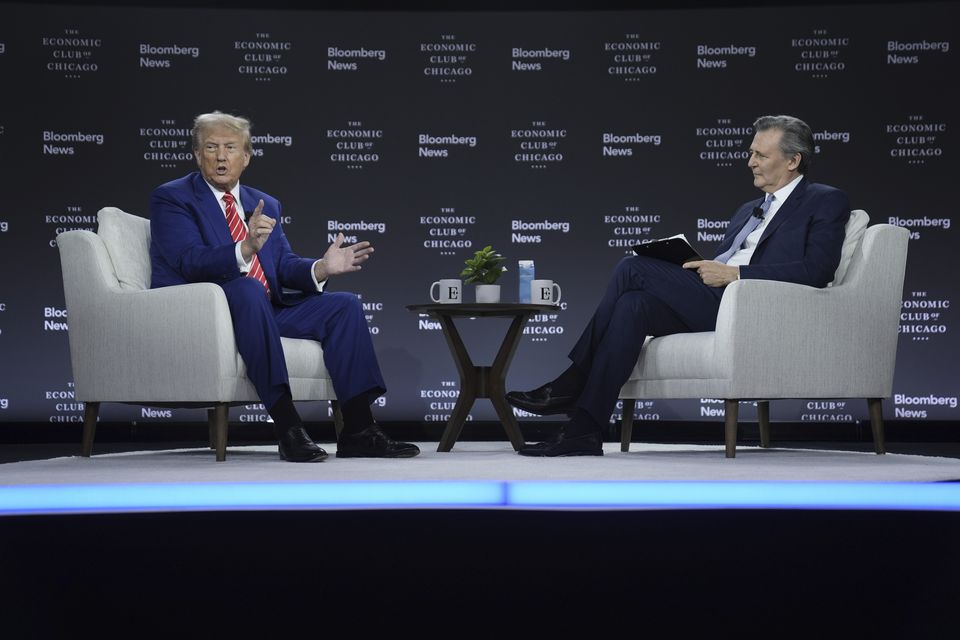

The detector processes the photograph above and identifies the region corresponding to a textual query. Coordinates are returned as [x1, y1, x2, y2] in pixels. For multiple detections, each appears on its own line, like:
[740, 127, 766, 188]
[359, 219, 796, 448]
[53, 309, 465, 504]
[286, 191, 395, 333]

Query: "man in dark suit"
[508, 114, 851, 456]
[150, 111, 419, 462]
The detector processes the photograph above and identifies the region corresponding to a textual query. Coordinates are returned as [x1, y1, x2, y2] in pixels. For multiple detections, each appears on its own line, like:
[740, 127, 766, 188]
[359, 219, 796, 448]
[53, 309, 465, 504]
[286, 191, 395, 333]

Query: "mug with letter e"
[531, 279, 561, 305]
[430, 279, 462, 304]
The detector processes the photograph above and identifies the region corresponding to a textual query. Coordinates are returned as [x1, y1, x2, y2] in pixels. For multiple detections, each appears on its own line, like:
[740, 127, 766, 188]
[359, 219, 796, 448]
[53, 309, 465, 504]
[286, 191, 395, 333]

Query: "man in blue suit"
[151, 111, 419, 462]
[508, 114, 851, 456]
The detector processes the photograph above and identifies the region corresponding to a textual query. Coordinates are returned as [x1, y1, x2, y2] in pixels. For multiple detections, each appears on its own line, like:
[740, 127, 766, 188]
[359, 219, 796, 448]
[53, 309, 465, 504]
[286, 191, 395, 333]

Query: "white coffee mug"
[531, 279, 562, 305]
[430, 279, 462, 304]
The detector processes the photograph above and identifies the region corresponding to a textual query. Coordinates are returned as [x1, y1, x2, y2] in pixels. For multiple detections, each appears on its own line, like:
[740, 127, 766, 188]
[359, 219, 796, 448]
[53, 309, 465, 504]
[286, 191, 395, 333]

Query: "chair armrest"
[712, 278, 891, 397]
[67, 280, 240, 403]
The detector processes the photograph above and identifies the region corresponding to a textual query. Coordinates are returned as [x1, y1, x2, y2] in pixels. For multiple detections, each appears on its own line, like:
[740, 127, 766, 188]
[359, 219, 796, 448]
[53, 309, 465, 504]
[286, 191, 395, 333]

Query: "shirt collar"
[204, 180, 243, 214]
[768, 174, 803, 205]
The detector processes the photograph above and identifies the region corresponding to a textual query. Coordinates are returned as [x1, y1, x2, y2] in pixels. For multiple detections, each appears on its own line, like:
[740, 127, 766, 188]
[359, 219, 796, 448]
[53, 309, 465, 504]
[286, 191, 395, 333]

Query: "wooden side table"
[407, 303, 558, 452]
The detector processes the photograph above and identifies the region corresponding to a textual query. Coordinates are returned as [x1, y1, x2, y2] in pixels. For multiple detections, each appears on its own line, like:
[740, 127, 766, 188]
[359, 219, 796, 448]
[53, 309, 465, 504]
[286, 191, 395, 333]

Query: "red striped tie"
[222, 192, 270, 297]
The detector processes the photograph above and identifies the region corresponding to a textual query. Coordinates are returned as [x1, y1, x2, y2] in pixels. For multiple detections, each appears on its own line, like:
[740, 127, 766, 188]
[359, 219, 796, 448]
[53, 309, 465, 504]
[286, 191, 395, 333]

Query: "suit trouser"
[569, 256, 725, 426]
[221, 277, 386, 410]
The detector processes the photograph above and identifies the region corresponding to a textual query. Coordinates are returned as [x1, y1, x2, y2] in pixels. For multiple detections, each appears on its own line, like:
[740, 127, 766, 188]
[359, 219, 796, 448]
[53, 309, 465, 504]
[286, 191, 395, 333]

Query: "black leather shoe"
[518, 431, 603, 457]
[337, 425, 420, 458]
[505, 384, 577, 415]
[278, 426, 328, 462]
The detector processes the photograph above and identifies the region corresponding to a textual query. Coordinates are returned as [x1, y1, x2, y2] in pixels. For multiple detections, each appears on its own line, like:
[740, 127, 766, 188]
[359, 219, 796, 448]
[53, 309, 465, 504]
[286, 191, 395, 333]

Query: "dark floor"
[2, 419, 960, 463]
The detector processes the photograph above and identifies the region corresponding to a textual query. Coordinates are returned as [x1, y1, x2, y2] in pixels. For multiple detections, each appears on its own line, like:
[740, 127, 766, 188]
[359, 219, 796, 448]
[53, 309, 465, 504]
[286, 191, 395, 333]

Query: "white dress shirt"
[204, 180, 326, 291]
[726, 174, 804, 268]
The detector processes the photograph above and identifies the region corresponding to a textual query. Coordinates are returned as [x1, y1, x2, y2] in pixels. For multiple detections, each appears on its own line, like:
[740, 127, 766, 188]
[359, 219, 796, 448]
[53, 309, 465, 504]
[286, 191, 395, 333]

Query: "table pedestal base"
[436, 314, 529, 452]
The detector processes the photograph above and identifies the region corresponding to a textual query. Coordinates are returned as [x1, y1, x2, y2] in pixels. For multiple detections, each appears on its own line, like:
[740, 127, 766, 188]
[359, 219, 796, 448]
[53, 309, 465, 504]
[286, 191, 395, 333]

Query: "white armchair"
[57, 207, 341, 461]
[618, 211, 909, 457]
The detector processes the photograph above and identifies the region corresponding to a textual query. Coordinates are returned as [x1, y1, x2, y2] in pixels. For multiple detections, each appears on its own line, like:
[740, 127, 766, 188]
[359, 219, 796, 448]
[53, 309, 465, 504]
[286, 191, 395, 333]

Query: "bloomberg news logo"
[417, 133, 477, 159]
[601, 131, 661, 158]
[42, 130, 104, 156]
[511, 46, 570, 72]
[250, 132, 293, 158]
[327, 45, 386, 71]
[694, 43, 757, 70]
[886, 39, 949, 65]
[138, 43, 200, 69]
[893, 394, 958, 419]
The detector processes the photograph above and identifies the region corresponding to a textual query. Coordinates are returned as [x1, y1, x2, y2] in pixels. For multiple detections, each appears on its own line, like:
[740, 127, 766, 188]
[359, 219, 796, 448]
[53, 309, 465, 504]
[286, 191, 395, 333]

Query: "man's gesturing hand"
[240, 199, 274, 261]
[314, 232, 375, 282]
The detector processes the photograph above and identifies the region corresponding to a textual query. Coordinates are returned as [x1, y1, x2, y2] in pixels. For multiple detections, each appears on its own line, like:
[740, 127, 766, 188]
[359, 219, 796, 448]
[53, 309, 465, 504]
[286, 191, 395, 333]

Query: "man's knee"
[613, 290, 650, 317]
[323, 291, 364, 316]
[222, 278, 272, 313]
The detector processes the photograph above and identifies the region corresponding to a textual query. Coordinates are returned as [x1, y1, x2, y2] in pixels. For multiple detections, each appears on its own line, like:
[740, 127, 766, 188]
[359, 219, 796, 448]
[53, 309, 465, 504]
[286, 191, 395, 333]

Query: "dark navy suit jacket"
[714, 178, 850, 289]
[150, 171, 317, 305]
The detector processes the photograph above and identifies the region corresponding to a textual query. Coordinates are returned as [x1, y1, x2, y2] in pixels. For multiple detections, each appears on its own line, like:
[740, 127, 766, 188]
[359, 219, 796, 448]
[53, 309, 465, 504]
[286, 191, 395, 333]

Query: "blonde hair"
[191, 111, 253, 154]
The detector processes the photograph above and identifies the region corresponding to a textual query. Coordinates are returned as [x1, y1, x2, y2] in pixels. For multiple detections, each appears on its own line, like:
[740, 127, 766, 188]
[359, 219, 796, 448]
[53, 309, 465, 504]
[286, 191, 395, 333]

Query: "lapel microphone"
[751, 205, 765, 220]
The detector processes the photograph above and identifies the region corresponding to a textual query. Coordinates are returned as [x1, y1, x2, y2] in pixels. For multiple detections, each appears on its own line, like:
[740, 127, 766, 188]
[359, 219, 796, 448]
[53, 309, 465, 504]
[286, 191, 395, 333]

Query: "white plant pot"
[475, 284, 501, 303]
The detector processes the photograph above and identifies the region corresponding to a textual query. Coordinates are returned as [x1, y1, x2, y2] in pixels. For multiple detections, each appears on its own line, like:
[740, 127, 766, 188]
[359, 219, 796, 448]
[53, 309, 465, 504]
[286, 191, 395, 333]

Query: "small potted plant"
[461, 245, 507, 303]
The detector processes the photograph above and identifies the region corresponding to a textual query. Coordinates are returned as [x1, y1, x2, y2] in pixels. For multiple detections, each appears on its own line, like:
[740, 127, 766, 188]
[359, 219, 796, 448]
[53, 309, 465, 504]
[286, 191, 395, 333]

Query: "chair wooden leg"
[207, 409, 216, 449]
[211, 403, 229, 462]
[620, 399, 635, 452]
[81, 401, 99, 457]
[724, 400, 738, 459]
[757, 401, 771, 448]
[867, 398, 886, 455]
[332, 400, 344, 438]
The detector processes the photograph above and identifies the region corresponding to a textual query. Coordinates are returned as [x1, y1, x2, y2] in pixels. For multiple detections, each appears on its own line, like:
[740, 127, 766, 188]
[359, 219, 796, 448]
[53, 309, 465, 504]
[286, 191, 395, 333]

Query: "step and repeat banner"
[0, 2, 957, 427]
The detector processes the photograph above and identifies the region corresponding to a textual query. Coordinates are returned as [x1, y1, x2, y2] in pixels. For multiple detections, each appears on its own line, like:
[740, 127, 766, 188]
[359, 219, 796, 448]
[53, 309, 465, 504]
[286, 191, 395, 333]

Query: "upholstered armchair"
[618, 211, 909, 457]
[56, 207, 341, 461]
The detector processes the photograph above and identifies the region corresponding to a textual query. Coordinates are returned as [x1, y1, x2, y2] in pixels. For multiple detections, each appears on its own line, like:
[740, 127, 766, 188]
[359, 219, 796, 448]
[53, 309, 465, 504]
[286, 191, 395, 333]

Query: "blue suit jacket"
[150, 171, 317, 305]
[713, 178, 850, 288]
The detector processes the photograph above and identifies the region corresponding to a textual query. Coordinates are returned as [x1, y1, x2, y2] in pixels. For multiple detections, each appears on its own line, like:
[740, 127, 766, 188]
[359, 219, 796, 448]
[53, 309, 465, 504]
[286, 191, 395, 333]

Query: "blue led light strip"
[0, 481, 958, 515]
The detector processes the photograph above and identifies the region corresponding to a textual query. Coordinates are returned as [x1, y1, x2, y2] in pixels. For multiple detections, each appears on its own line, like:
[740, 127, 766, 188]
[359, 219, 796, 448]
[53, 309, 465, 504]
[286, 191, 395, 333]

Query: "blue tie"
[715, 193, 774, 264]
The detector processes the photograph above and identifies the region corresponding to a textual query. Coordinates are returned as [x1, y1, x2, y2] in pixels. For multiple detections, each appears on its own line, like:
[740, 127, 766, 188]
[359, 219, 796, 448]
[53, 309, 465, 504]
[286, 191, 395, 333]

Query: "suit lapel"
[758, 177, 807, 245]
[191, 172, 233, 246]
[716, 198, 762, 256]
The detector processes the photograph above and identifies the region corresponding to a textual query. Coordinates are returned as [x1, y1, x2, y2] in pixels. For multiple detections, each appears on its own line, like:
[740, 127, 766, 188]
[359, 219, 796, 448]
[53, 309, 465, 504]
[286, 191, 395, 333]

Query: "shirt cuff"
[235, 242, 252, 273]
[310, 260, 327, 292]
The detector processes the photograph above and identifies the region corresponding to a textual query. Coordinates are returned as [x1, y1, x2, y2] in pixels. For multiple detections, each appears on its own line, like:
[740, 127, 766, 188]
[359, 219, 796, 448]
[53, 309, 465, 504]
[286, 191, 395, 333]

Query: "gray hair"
[753, 115, 814, 174]
[191, 111, 254, 155]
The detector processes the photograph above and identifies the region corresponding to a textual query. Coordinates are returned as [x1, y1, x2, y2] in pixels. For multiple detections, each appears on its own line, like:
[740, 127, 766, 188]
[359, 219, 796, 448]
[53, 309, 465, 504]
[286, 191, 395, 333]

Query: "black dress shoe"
[505, 384, 577, 415]
[518, 431, 603, 457]
[278, 426, 328, 462]
[337, 425, 420, 458]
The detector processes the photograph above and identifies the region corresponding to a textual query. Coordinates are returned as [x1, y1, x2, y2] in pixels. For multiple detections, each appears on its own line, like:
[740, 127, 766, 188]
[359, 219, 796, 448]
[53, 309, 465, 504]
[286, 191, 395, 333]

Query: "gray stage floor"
[3, 441, 960, 484]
